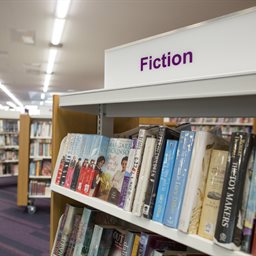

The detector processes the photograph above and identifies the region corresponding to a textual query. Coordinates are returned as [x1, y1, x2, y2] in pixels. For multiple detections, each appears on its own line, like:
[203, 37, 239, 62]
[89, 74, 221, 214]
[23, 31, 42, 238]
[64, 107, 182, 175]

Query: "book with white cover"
[132, 137, 156, 216]
[178, 131, 215, 233]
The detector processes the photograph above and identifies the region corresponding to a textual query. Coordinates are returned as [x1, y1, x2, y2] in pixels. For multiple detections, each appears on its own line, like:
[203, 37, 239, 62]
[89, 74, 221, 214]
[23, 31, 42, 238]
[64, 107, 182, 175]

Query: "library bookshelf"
[17, 114, 52, 213]
[0, 110, 19, 178]
[50, 72, 256, 256]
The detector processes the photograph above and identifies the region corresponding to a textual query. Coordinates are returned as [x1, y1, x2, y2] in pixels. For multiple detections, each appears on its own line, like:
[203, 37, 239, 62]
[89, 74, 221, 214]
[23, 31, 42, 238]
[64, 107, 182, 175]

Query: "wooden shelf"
[0, 145, 19, 149]
[51, 184, 248, 256]
[0, 160, 18, 163]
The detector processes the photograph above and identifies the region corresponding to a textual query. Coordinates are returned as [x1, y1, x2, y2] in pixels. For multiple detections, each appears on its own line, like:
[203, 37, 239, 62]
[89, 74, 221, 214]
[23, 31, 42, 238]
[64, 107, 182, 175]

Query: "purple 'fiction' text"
[140, 51, 193, 72]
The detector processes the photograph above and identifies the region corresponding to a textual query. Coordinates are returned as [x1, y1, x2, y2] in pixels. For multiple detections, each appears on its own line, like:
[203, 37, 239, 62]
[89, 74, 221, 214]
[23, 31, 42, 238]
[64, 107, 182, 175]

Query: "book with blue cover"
[153, 140, 178, 223]
[163, 131, 195, 228]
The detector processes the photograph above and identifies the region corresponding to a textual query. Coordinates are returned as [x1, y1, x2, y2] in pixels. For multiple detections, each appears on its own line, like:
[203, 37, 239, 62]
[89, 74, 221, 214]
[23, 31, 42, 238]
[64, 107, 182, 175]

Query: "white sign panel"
[105, 8, 256, 89]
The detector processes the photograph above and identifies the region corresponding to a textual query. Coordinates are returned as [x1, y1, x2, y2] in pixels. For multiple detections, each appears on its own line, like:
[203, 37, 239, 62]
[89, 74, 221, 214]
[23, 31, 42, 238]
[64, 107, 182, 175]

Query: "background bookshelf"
[0, 111, 19, 178]
[17, 114, 52, 214]
[50, 71, 256, 256]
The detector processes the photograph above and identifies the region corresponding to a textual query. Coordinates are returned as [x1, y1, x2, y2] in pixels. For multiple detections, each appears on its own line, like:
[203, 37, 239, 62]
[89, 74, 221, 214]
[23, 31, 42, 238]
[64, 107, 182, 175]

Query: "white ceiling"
[0, 0, 255, 105]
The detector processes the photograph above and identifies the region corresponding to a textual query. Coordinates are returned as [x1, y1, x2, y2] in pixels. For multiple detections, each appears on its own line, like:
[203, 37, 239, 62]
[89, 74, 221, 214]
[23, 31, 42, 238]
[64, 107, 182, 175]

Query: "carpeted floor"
[0, 178, 50, 256]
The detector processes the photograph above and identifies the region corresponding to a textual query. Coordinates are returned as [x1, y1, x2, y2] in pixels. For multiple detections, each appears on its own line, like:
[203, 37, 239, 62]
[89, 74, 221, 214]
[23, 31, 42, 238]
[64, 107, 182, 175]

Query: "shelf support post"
[97, 104, 113, 137]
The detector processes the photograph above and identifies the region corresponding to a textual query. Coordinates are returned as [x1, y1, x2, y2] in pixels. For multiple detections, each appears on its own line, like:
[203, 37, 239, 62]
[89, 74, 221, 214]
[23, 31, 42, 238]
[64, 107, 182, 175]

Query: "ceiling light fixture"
[41, 93, 46, 100]
[46, 48, 58, 74]
[43, 74, 51, 93]
[6, 101, 17, 109]
[56, 0, 71, 19]
[51, 18, 65, 45]
[0, 82, 24, 108]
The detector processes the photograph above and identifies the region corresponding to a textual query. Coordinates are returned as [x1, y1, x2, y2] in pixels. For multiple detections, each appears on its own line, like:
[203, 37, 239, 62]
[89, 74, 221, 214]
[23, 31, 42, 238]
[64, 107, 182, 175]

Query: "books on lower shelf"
[51, 204, 196, 256]
[30, 120, 52, 138]
[29, 159, 51, 177]
[51, 126, 256, 255]
[29, 180, 51, 197]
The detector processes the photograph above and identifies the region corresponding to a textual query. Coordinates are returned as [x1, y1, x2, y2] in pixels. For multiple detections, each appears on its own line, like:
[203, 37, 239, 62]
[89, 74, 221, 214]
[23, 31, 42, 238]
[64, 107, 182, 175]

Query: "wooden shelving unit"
[0, 111, 19, 178]
[17, 114, 53, 213]
[49, 72, 256, 256]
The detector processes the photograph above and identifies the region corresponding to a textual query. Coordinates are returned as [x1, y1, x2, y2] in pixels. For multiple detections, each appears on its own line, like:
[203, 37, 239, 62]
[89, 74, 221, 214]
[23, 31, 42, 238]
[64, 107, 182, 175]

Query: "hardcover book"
[143, 126, 180, 219]
[198, 141, 229, 240]
[132, 137, 157, 216]
[97, 138, 131, 204]
[214, 132, 253, 250]
[163, 131, 195, 228]
[153, 139, 178, 223]
[178, 131, 215, 234]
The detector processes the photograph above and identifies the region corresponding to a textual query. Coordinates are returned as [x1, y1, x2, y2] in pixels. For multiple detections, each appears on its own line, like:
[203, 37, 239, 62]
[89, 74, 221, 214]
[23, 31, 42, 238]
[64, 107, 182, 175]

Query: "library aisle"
[0, 178, 50, 256]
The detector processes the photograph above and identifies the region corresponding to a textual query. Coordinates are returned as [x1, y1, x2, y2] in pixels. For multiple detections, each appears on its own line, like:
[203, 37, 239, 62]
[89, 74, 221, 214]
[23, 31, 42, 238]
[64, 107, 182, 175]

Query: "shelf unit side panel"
[17, 114, 30, 206]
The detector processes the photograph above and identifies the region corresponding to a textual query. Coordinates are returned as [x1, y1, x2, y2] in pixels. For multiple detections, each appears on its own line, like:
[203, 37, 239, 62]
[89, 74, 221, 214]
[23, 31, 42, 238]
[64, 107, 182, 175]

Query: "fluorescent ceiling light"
[0, 82, 24, 108]
[40, 101, 44, 106]
[43, 74, 51, 93]
[6, 101, 17, 109]
[56, 0, 71, 19]
[41, 93, 46, 100]
[46, 48, 57, 74]
[51, 18, 65, 45]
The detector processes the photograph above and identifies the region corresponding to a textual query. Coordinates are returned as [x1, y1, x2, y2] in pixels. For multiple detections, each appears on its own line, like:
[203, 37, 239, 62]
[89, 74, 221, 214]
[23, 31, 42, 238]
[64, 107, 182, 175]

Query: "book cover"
[214, 132, 253, 250]
[64, 134, 84, 188]
[121, 231, 138, 256]
[178, 131, 215, 234]
[153, 139, 178, 223]
[198, 144, 229, 240]
[65, 214, 82, 256]
[131, 234, 141, 256]
[97, 138, 131, 204]
[137, 232, 186, 256]
[118, 138, 137, 208]
[59, 134, 77, 186]
[70, 134, 92, 191]
[241, 144, 256, 253]
[54, 135, 70, 185]
[41, 159, 51, 176]
[108, 228, 127, 256]
[75, 135, 94, 193]
[143, 126, 180, 219]
[51, 214, 63, 256]
[124, 127, 159, 212]
[87, 225, 114, 256]
[132, 137, 157, 216]
[163, 131, 195, 228]
[80, 135, 110, 197]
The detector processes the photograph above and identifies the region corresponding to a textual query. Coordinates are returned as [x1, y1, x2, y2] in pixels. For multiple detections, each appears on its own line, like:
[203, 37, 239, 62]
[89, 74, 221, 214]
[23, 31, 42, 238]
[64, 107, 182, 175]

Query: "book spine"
[163, 131, 195, 228]
[178, 132, 214, 233]
[198, 149, 229, 240]
[118, 139, 137, 208]
[214, 132, 253, 250]
[124, 129, 148, 211]
[152, 140, 178, 222]
[132, 137, 156, 216]
[241, 146, 256, 253]
[137, 233, 148, 256]
[131, 234, 141, 256]
[121, 232, 135, 256]
[143, 127, 166, 219]
[88, 225, 103, 256]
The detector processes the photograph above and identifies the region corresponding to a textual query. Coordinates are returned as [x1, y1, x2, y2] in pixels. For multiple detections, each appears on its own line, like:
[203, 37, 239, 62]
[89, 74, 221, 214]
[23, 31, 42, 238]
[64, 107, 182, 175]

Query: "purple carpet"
[0, 178, 50, 256]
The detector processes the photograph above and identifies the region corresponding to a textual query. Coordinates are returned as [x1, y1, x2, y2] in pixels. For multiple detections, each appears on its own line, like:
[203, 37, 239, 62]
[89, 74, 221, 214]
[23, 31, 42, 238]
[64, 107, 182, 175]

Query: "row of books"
[0, 119, 19, 133]
[29, 180, 51, 196]
[51, 204, 205, 256]
[0, 134, 19, 146]
[52, 126, 256, 253]
[168, 117, 253, 125]
[30, 141, 51, 158]
[191, 125, 252, 135]
[0, 163, 18, 176]
[29, 159, 51, 177]
[30, 121, 52, 138]
[0, 150, 18, 161]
